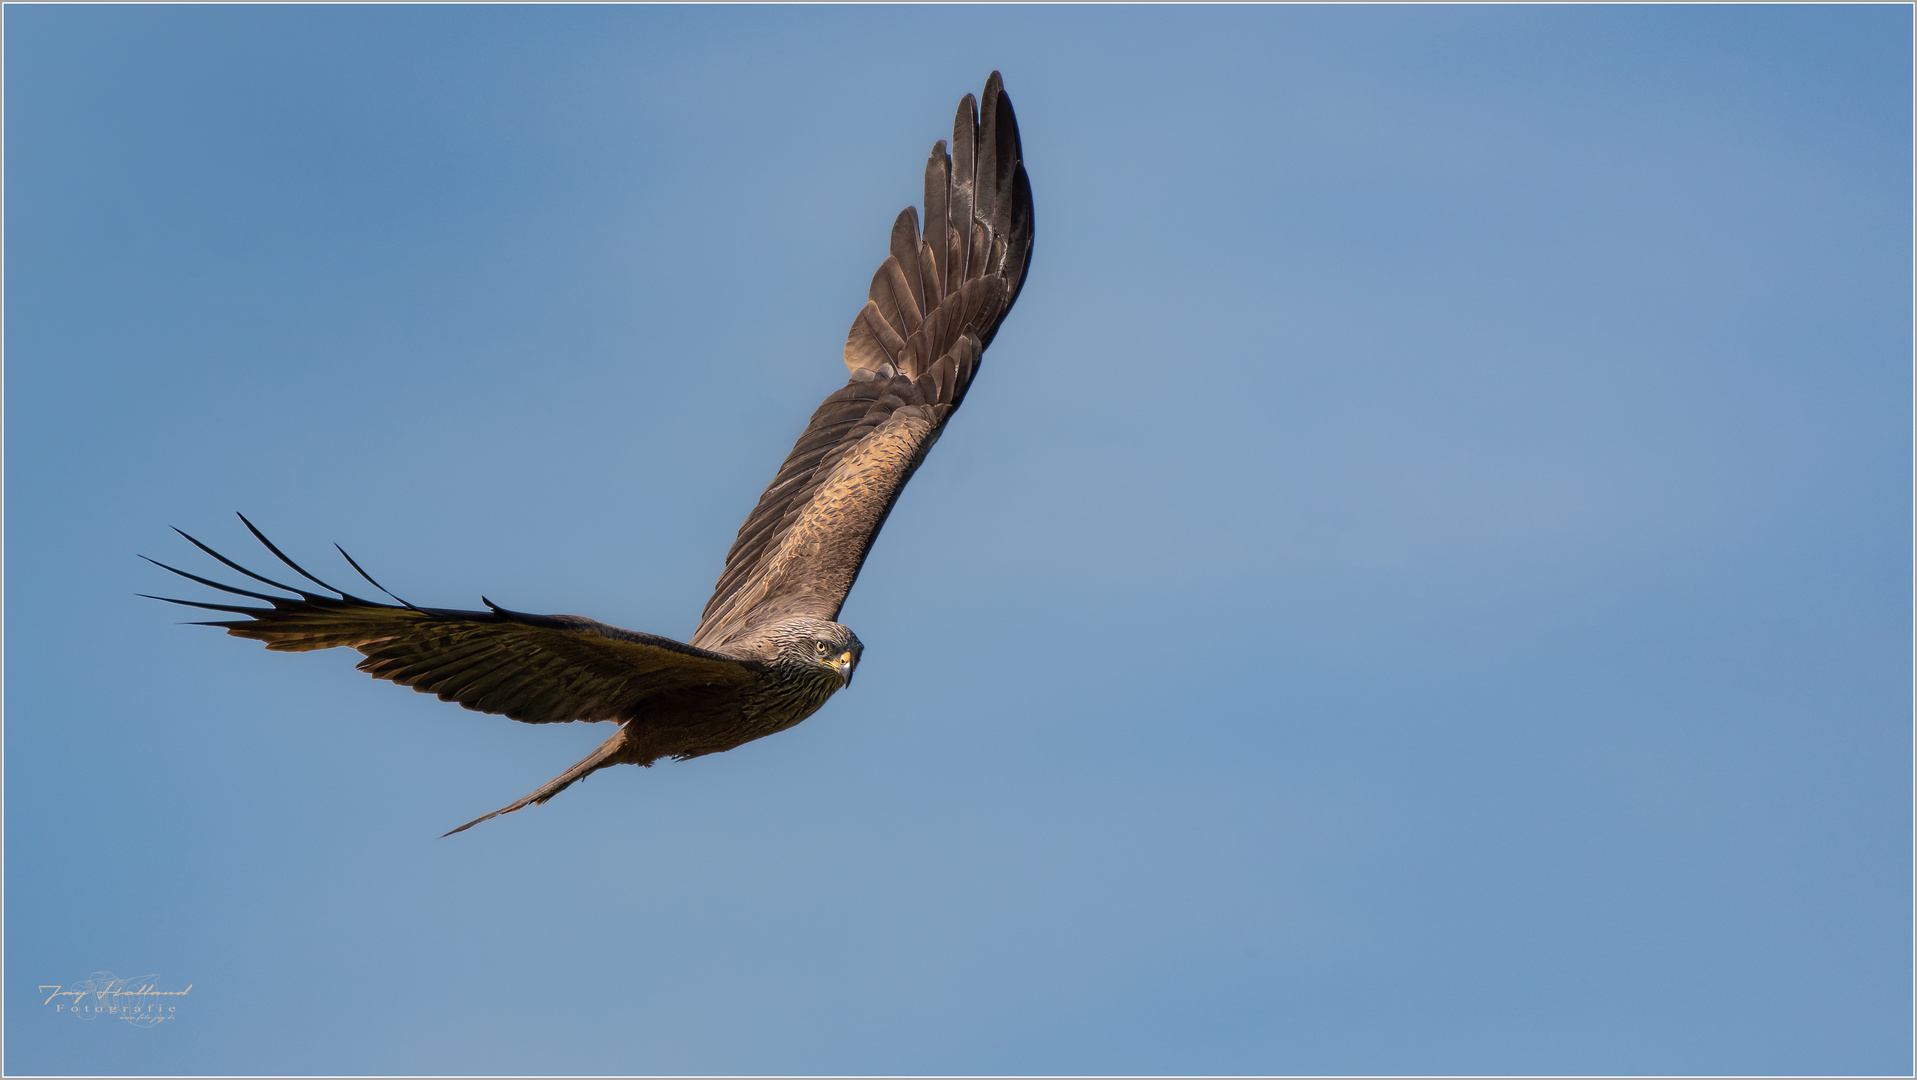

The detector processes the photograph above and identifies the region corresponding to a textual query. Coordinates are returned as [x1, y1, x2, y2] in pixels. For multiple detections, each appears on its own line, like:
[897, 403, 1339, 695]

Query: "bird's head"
[773, 617, 863, 687]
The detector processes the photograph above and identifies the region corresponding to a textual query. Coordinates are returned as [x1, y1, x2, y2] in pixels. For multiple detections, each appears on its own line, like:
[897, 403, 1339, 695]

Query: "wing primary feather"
[990, 167, 1034, 340]
[137, 593, 269, 615]
[950, 92, 978, 285]
[975, 83, 999, 229]
[140, 555, 296, 604]
[923, 141, 950, 305]
[235, 513, 363, 601]
[889, 207, 927, 317]
[168, 528, 320, 600]
[334, 544, 422, 611]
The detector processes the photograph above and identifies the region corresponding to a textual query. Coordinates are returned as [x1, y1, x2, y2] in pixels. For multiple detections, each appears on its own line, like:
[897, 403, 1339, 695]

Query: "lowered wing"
[148, 516, 756, 725]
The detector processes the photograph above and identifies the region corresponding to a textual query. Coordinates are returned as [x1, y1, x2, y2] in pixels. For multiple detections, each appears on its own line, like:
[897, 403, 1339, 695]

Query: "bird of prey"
[147, 73, 1033, 836]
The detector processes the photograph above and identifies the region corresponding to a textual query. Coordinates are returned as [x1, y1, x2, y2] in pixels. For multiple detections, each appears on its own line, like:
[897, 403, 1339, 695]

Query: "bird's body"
[148, 74, 1033, 834]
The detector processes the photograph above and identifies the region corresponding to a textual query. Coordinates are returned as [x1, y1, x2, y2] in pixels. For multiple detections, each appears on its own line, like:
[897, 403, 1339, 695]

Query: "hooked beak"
[832, 650, 856, 686]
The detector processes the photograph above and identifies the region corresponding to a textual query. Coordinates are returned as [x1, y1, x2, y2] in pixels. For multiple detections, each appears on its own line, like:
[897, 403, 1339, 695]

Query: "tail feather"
[442, 727, 631, 837]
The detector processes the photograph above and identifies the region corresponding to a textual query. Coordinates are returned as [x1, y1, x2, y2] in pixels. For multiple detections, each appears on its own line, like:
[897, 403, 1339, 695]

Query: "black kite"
[148, 73, 1034, 835]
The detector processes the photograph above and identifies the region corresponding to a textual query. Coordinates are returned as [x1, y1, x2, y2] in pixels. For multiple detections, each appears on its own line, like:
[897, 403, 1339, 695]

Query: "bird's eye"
[815, 640, 830, 657]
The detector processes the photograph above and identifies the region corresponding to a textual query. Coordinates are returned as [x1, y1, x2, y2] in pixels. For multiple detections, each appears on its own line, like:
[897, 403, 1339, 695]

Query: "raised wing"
[148, 517, 757, 725]
[691, 72, 1034, 651]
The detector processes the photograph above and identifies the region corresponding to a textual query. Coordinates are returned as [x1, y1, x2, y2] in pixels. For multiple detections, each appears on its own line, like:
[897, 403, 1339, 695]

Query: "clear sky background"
[5, 5, 1909, 1076]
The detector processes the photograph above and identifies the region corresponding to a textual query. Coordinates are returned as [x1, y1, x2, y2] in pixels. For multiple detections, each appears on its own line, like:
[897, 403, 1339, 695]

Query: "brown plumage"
[146, 73, 1034, 835]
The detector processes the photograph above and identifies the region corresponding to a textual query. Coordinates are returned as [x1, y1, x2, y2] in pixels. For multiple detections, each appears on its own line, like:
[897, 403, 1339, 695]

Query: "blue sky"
[5, 4, 1909, 1075]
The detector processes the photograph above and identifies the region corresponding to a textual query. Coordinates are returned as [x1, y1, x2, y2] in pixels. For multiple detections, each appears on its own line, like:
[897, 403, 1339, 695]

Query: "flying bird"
[147, 73, 1033, 836]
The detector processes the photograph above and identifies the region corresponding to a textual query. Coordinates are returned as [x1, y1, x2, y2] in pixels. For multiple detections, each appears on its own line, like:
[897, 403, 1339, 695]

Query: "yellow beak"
[832, 650, 856, 686]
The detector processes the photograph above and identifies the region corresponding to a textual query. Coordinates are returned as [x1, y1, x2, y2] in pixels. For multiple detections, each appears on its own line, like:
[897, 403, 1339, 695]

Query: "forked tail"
[442, 726, 632, 837]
